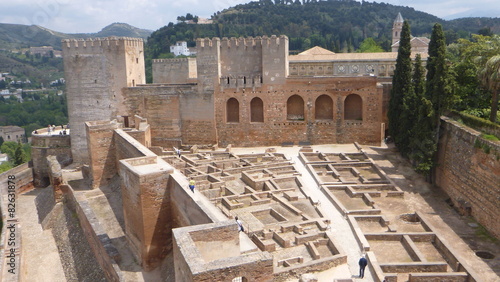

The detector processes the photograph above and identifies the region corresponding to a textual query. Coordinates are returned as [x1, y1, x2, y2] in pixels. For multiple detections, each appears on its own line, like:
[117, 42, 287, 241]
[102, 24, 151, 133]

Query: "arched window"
[315, 95, 333, 120]
[251, 97, 264, 122]
[227, 98, 239, 123]
[344, 94, 363, 120]
[287, 95, 304, 121]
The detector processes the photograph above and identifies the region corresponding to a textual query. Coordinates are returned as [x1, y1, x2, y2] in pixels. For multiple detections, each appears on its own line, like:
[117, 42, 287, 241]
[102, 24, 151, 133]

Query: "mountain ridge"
[0, 22, 152, 50]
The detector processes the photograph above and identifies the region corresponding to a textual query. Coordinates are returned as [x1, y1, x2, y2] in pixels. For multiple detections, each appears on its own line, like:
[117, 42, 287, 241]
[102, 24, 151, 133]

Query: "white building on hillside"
[170, 41, 195, 56]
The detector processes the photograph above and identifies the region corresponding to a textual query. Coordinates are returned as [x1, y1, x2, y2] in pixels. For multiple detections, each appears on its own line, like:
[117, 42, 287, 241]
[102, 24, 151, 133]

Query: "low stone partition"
[408, 272, 469, 282]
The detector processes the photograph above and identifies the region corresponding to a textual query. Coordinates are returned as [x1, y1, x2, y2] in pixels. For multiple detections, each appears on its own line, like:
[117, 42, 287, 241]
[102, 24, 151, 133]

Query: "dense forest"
[145, 0, 499, 59]
[0, 93, 68, 137]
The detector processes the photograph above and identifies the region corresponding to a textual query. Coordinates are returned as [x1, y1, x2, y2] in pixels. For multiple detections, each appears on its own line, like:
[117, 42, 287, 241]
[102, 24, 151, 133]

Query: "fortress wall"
[220, 37, 263, 79]
[153, 58, 197, 84]
[123, 86, 192, 148]
[62, 37, 145, 164]
[215, 76, 383, 147]
[31, 133, 72, 187]
[436, 117, 500, 239]
[179, 92, 218, 145]
[262, 35, 289, 85]
[61, 184, 123, 281]
[119, 156, 173, 271]
[196, 37, 221, 93]
[86, 120, 120, 189]
[169, 172, 224, 228]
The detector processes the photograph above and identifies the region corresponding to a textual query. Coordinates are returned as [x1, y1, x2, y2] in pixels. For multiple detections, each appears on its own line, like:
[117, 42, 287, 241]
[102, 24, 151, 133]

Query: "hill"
[146, 0, 500, 58]
[0, 23, 152, 50]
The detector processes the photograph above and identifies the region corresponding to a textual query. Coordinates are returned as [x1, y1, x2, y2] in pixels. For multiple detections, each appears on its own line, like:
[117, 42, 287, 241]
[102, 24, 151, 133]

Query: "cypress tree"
[13, 141, 27, 166]
[388, 20, 413, 155]
[426, 23, 454, 121]
[409, 54, 436, 176]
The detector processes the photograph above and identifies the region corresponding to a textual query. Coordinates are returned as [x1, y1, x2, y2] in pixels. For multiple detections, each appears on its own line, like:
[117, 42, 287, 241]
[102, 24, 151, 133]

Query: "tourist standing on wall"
[189, 178, 195, 193]
[359, 254, 368, 278]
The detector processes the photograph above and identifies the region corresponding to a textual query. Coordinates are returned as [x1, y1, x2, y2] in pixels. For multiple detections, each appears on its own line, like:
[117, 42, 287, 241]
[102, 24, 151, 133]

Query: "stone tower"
[62, 37, 145, 164]
[392, 12, 404, 45]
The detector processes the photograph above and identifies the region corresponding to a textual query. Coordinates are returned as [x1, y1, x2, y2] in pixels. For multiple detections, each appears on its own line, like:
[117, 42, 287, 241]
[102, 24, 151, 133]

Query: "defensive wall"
[152, 58, 197, 84]
[436, 117, 500, 238]
[62, 37, 145, 164]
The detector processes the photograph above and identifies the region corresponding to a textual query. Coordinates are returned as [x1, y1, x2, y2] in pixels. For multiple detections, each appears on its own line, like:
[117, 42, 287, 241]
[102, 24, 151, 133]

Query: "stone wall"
[31, 132, 71, 187]
[86, 120, 120, 189]
[169, 172, 225, 228]
[436, 117, 500, 238]
[59, 184, 123, 281]
[123, 85, 192, 148]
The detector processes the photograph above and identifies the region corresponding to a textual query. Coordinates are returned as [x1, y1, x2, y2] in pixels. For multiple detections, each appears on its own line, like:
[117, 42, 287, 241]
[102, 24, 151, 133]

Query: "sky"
[1, 0, 499, 34]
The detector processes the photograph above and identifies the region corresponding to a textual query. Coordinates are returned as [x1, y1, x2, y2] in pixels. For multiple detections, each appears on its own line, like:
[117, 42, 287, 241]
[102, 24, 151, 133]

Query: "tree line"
[388, 21, 499, 179]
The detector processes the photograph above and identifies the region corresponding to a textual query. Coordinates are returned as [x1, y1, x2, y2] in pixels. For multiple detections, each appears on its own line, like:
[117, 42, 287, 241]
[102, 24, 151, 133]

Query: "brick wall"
[436, 117, 500, 238]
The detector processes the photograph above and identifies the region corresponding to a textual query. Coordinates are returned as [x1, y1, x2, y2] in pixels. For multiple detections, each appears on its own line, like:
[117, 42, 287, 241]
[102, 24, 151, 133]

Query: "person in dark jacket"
[359, 254, 368, 278]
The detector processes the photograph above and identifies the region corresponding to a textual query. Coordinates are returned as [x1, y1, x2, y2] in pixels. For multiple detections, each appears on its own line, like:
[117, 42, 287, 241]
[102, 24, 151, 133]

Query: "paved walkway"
[232, 144, 371, 281]
[17, 189, 66, 282]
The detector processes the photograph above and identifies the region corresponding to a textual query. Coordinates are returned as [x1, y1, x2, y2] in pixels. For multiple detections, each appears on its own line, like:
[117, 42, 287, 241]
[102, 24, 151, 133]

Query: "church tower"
[392, 12, 404, 45]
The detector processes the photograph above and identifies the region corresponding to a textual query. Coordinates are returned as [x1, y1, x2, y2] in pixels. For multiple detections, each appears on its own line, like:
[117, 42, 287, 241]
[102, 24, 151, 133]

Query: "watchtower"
[62, 37, 145, 164]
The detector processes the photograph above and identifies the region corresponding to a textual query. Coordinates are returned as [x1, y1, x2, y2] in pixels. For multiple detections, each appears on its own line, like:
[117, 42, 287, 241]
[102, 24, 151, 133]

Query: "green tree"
[13, 141, 27, 166]
[426, 23, 454, 120]
[0, 141, 18, 161]
[478, 55, 500, 122]
[409, 54, 436, 176]
[388, 20, 413, 155]
[357, 38, 384, 53]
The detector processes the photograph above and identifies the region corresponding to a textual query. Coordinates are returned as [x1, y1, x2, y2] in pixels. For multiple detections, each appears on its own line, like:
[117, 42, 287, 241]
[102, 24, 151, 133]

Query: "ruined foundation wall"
[436, 117, 500, 238]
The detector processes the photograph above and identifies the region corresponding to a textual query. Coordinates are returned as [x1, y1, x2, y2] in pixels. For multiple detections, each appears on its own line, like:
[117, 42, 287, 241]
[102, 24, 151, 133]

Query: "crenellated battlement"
[61, 37, 143, 50]
[196, 37, 220, 49]
[220, 36, 263, 48]
[153, 58, 190, 63]
[262, 35, 288, 46]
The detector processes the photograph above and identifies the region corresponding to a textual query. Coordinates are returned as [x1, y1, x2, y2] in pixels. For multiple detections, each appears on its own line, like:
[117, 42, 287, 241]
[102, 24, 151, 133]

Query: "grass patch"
[481, 133, 500, 142]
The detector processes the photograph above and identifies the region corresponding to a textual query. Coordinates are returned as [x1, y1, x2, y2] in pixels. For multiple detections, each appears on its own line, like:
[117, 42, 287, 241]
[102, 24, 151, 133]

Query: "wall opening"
[251, 97, 264, 122]
[344, 94, 362, 120]
[227, 98, 240, 123]
[132, 79, 135, 87]
[232, 277, 248, 282]
[287, 95, 305, 121]
[315, 94, 333, 120]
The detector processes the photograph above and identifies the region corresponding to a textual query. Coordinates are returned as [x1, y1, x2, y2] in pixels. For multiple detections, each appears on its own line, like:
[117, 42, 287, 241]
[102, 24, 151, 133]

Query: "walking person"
[189, 178, 195, 193]
[235, 216, 244, 232]
[359, 254, 368, 278]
